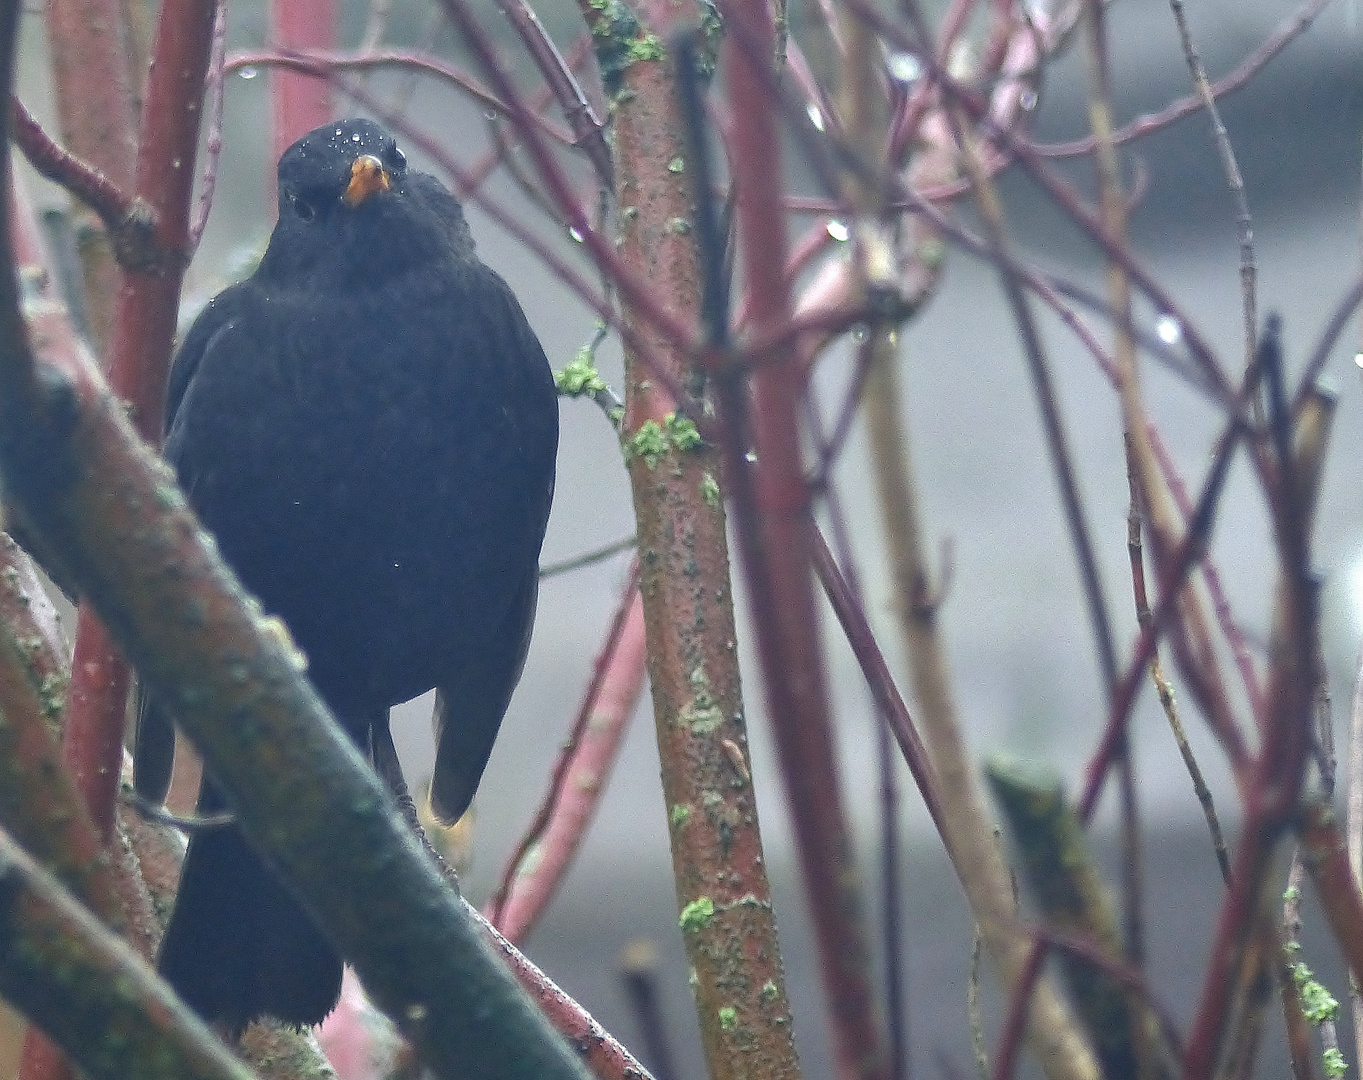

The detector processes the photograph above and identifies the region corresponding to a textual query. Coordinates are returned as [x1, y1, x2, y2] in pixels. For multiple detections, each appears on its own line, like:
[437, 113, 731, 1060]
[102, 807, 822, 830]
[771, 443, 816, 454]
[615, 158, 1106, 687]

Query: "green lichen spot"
[670, 803, 691, 828]
[668, 157, 685, 174]
[679, 896, 715, 932]
[665, 413, 702, 452]
[1323, 1048, 1347, 1078]
[588, 0, 662, 93]
[718, 1006, 737, 1031]
[1283, 885, 1301, 903]
[917, 237, 946, 269]
[666, 217, 691, 236]
[700, 472, 721, 507]
[1292, 962, 1340, 1025]
[629, 420, 668, 469]
[682, 665, 724, 734]
[761, 980, 779, 1002]
[557, 350, 609, 397]
[629, 33, 664, 62]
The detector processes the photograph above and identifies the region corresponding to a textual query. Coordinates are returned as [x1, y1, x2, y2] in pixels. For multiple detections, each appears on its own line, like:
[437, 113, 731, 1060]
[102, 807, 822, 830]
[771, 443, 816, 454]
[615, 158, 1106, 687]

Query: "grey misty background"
[15, 0, 1363, 1076]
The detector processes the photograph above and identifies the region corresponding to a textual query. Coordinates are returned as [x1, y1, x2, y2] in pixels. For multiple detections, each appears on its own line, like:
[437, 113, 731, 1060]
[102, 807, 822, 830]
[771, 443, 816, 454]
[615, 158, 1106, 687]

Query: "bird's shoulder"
[165, 282, 257, 434]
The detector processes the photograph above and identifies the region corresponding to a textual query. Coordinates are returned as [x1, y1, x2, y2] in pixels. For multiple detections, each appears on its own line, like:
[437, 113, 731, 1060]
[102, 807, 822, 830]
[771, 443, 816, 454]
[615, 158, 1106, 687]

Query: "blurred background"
[12, 0, 1363, 1076]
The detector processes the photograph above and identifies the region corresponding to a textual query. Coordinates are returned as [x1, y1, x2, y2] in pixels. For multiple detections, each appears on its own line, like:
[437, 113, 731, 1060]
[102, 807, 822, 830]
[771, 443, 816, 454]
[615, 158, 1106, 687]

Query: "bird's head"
[262, 118, 474, 284]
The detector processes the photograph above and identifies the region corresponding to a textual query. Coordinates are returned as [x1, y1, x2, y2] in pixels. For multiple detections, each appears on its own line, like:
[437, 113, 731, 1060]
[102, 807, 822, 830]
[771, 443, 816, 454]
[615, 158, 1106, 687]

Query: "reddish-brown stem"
[472, 905, 658, 1080]
[1034, 0, 1333, 161]
[270, 0, 335, 163]
[225, 49, 576, 147]
[42, 0, 137, 353]
[62, 611, 130, 842]
[810, 528, 944, 832]
[597, 11, 802, 1080]
[1300, 804, 1363, 991]
[491, 0, 611, 185]
[487, 567, 647, 941]
[720, 0, 887, 1075]
[10, 99, 140, 236]
[60, 0, 217, 894]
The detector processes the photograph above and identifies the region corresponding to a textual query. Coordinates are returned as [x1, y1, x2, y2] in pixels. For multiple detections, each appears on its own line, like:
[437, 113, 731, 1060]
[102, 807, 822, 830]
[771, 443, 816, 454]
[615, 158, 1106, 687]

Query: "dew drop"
[806, 104, 825, 132]
[826, 220, 850, 242]
[238, 66, 258, 80]
[887, 53, 922, 83]
[1155, 314, 1182, 345]
[1019, 87, 1038, 111]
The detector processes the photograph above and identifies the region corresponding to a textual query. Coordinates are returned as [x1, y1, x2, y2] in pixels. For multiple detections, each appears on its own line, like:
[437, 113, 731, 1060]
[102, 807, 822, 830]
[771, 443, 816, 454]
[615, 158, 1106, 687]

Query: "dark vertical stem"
[719, 0, 888, 1074]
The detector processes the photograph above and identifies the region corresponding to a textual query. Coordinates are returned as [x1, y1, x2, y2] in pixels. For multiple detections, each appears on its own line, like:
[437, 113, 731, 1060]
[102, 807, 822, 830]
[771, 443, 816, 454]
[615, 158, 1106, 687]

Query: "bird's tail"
[157, 778, 342, 1033]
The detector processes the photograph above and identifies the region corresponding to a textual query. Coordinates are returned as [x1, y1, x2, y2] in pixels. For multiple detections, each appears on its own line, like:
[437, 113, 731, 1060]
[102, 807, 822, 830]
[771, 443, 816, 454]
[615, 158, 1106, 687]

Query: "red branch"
[10, 99, 141, 235]
[62, 0, 217, 851]
[718, 0, 888, 1077]
[488, 569, 647, 942]
[269, 0, 335, 164]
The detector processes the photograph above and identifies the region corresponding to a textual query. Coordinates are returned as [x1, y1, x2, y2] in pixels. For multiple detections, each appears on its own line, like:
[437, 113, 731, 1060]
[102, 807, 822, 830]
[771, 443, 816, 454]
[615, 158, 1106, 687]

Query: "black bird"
[137, 118, 558, 1032]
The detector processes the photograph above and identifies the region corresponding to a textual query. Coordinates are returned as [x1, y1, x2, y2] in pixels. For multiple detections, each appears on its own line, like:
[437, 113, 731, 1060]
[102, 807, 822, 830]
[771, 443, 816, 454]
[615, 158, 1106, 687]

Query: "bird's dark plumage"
[139, 119, 558, 1032]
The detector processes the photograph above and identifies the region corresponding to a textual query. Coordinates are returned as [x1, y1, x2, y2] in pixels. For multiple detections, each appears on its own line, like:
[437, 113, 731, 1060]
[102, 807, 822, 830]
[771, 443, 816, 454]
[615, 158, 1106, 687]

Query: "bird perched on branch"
[136, 118, 558, 1033]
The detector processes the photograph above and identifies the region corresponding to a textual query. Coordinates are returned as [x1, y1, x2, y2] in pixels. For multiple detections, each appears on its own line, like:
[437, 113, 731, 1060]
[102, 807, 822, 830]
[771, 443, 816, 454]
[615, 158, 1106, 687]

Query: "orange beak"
[343, 155, 390, 207]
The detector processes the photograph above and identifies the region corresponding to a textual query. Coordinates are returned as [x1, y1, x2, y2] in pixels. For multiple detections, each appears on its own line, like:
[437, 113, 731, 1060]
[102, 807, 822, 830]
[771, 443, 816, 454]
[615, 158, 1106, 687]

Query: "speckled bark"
[605, 16, 803, 1080]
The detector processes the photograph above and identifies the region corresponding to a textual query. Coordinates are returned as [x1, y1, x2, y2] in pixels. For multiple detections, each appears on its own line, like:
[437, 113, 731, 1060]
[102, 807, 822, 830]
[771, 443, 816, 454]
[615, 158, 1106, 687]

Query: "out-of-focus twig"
[225, 50, 576, 147]
[42, 0, 137, 352]
[0, 828, 253, 1080]
[492, 0, 612, 186]
[1348, 648, 1363, 1064]
[487, 569, 646, 942]
[1166, 0, 1256, 375]
[10, 100, 147, 248]
[716, 0, 888, 1070]
[269, 0, 335, 163]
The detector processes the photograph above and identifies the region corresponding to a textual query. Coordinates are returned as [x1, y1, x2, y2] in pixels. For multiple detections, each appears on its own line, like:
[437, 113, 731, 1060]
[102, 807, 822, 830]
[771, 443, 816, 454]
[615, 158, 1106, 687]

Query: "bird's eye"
[388, 147, 407, 173]
[291, 194, 317, 223]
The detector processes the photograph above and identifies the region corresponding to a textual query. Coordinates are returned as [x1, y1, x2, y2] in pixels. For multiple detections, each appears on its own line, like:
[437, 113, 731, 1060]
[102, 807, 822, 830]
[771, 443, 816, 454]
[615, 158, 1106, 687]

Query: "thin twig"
[539, 535, 636, 578]
[188, 0, 228, 255]
[1035, 0, 1334, 161]
[1167, 0, 1256, 380]
[225, 49, 575, 146]
[10, 99, 144, 239]
[492, 0, 612, 186]
[485, 564, 643, 937]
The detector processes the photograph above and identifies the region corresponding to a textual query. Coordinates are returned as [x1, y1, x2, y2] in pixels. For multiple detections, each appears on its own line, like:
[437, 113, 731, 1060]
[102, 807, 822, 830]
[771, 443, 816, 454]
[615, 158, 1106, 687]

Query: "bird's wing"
[134, 284, 253, 803]
[165, 284, 252, 434]
[429, 569, 540, 824]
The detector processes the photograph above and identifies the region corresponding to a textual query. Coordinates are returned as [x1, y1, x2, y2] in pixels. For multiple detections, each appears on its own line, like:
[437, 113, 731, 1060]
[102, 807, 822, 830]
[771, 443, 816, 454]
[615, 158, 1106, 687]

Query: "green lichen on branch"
[665, 413, 702, 452]
[555, 351, 609, 398]
[718, 1006, 737, 1031]
[1290, 961, 1340, 1024]
[584, 0, 664, 95]
[1323, 1048, 1348, 1078]
[628, 421, 668, 469]
[679, 896, 715, 932]
[700, 472, 720, 507]
[680, 665, 724, 734]
[556, 342, 624, 430]
[625, 412, 705, 469]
